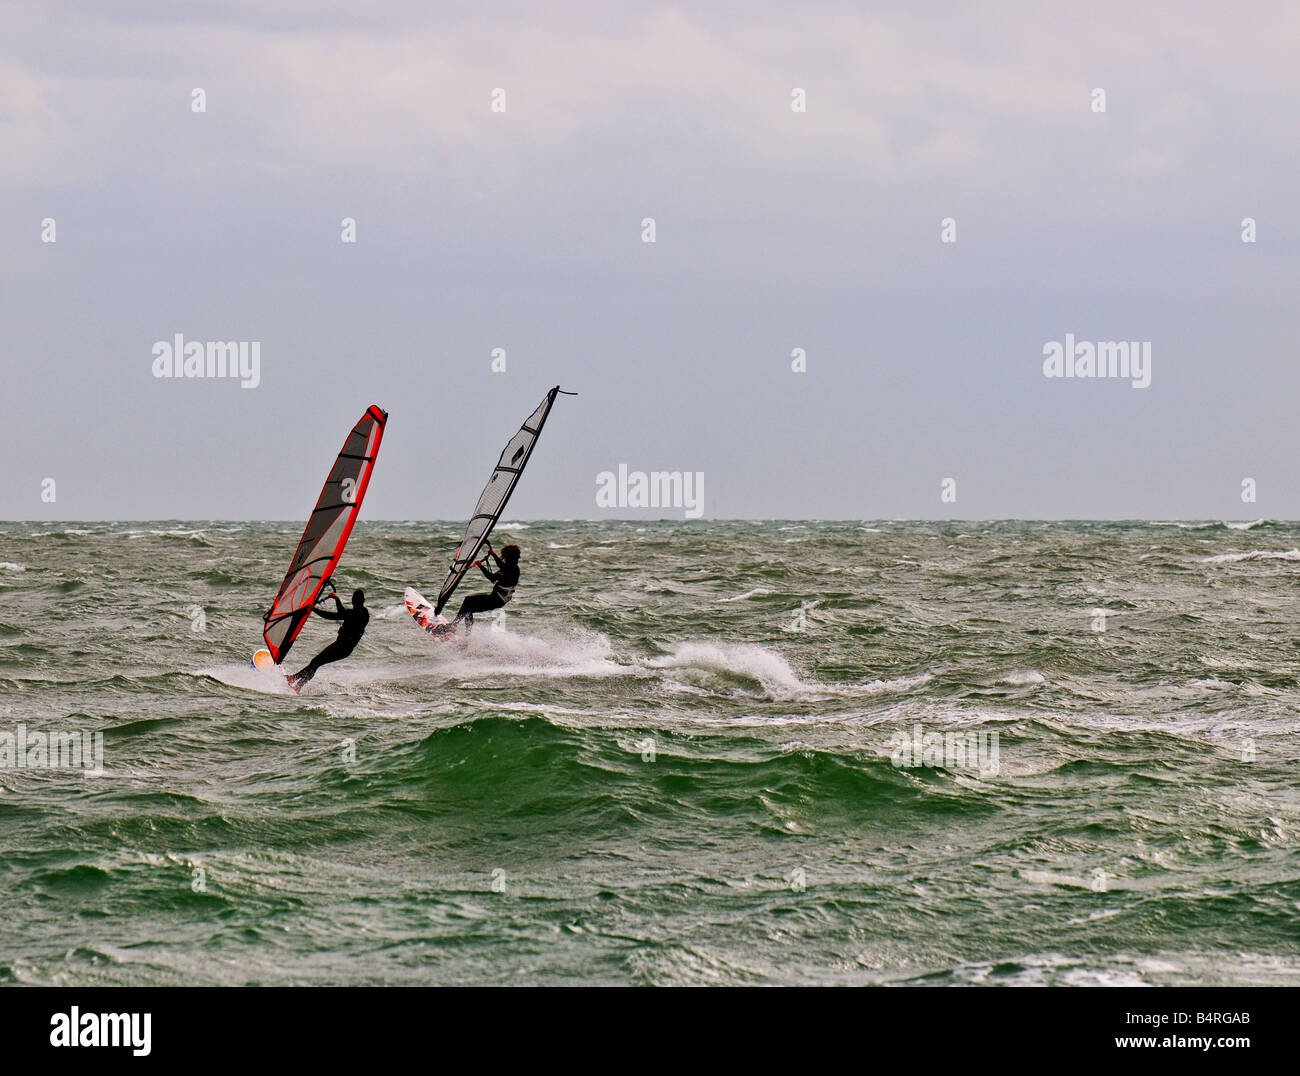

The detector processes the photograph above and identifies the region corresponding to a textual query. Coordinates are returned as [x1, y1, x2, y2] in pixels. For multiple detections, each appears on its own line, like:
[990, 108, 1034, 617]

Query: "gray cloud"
[3, 1, 1298, 519]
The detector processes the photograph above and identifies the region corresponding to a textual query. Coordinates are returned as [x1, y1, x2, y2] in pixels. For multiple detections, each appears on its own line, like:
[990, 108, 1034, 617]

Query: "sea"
[1, 519, 1297, 986]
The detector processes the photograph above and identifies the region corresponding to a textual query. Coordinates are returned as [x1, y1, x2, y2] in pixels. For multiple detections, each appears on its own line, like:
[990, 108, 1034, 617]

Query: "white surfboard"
[405, 587, 456, 640]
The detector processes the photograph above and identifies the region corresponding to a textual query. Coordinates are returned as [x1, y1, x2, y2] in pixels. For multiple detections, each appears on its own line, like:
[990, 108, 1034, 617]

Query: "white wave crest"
[717, 588, 773, 602]
[645, 642, 810, 698]
[645, 642, 930, 701]
[1202, 548, 1300, 564]
[199, 662, 296, 694]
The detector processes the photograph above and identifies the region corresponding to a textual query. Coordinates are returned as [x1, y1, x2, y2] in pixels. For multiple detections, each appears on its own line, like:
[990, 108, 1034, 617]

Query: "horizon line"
[0, 517, 1283, 525]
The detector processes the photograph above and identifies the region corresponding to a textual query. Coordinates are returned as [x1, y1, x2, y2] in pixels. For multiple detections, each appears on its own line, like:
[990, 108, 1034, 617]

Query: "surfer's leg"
[453, 593, 483, 622]
[452, 597, 476, 633]
[288, 665, 315, 689]
[289, 655, 326, 688]
[289, 640, 354, 687]
[453, 593, 502, 636]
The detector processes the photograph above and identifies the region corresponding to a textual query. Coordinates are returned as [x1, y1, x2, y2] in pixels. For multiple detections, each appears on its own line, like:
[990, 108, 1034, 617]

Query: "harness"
[492, 563, 519, 604]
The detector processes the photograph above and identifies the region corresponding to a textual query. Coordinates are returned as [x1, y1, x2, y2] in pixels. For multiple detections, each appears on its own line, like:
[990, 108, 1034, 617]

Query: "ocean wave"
[843, 672, 934, 697]
[645, 641, 810, 699]
[6, 518, 1300, 988]
[643, 641, 929, 702]
[197, 663, 296, 695]
[1202, 548, 1300, 564]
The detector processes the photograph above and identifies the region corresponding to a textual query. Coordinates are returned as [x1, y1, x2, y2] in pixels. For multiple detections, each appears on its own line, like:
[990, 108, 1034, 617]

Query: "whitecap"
[998, 670, 1045, 685]
[1202, 548, 1300, 564]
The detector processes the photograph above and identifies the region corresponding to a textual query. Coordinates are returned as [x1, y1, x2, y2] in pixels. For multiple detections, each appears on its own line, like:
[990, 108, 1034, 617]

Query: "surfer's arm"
[477, 561, 500, 582]
[314, 595, 345, 619]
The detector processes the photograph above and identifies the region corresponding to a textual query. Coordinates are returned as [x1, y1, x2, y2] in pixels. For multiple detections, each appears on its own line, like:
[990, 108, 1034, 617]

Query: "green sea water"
[1, 520, 1297, 986]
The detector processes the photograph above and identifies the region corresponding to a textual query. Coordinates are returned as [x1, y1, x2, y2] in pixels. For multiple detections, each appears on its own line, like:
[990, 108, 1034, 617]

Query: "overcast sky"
[3, 1, 1298, 520]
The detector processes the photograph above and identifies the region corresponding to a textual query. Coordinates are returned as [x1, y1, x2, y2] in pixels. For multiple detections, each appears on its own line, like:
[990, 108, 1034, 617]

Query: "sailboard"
[405, 587, 456, 640]
[258, 404, 387, 666]
[407, 386, 570, 636]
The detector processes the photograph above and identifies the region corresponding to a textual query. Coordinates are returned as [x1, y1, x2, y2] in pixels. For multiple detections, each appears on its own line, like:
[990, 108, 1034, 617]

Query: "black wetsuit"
[452, 556, 519, 634]
[289, 596, 368, 687]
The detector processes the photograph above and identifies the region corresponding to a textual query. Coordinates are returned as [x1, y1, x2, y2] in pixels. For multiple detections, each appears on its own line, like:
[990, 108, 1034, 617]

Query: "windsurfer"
[287, 588, 369, 691]
[436, 545, 520, 636]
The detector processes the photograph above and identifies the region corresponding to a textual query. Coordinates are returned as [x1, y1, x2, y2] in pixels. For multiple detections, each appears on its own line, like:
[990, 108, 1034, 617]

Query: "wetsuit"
[289, 596, 369, 688]
[451, 556, 519, 634]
